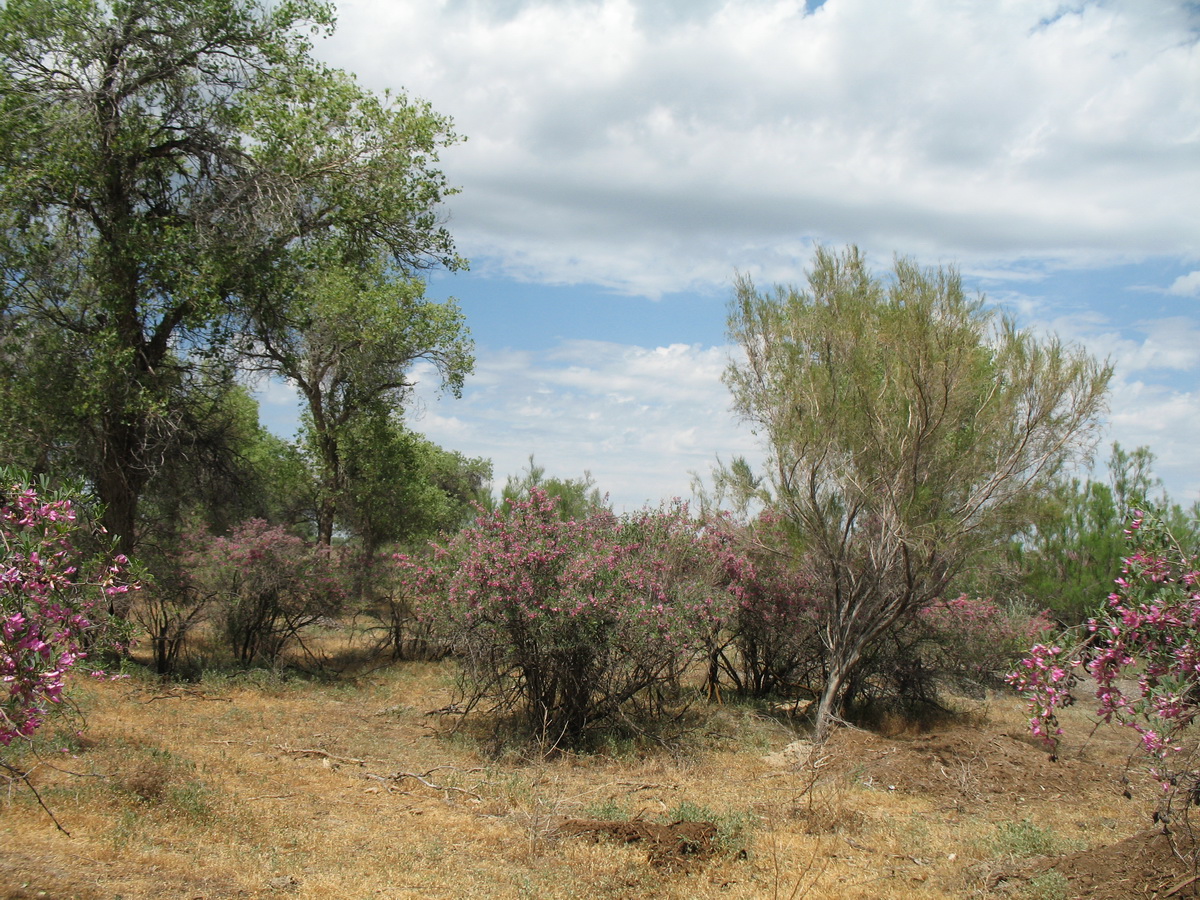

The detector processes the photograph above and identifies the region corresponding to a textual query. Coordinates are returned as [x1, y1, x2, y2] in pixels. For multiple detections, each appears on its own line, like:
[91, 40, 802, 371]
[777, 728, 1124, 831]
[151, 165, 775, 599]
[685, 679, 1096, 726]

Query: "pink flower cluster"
[182, 518, 346, 666]
[1010, 509, 1200, 764]
[404, 492, 741, 644]
[1007, 642, 1077, 745]
[1, 480, 133, 746]
[396, 490, 748, 740]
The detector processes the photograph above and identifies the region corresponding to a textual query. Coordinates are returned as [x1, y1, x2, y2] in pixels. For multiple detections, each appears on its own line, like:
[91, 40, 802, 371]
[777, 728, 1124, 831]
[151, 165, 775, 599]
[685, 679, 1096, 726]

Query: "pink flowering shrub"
[919, 595, 1054, 682]
[1, 473, 133, 747]
[185, 519, 346, 666]
[698, 514, 1052, 709]
[364, 544, 452, 662]
[821, 594, 1054, 714]
[708, 512, 823, 698]
[399, 490, 743, 746]
[1010, 507, 1200, 836]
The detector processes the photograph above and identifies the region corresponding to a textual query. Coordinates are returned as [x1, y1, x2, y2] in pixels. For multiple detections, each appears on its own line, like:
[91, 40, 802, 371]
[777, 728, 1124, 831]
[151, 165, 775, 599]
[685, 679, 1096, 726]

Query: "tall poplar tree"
[241, 261, 474, 546]
[0, 0, 463, 556]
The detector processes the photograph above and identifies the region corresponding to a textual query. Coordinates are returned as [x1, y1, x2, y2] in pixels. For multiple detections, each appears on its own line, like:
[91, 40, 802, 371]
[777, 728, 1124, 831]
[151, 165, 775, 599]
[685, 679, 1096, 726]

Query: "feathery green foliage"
[722, 246, 1111, 738]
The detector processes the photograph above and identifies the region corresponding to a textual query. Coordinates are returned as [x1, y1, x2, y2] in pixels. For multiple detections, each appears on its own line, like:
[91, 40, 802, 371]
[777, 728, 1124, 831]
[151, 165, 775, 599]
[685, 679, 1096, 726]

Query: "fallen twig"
[276, 746, 364, 766]
[364, 767, 483, 800]
[425, 704, 466, 716]
[144, 688, 231, 704]
[1, 761, 69, 836]
[617, 781, 678, 792]
[1165, 874, 1199, 897]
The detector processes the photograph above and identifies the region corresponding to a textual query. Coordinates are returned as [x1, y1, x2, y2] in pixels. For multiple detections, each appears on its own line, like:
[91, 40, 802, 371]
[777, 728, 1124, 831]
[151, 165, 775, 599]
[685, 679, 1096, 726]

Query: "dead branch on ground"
[362, 765, 487, 800]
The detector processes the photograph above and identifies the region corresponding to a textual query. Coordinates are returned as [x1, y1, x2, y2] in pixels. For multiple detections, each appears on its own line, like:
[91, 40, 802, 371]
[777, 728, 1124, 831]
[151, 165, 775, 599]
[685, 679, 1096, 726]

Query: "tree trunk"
[96, 413, 145, 567]
[813, 643, 864, 742]
[98, 465, 140, 562]
[313, 428, 341, 546]
[316, 495, 336, 546]
[813, 668, 844, 744]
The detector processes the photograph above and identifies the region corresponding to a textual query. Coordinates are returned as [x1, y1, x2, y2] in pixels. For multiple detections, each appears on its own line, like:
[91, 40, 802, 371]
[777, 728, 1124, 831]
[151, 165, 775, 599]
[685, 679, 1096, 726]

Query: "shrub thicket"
[400, 490, 743, 747]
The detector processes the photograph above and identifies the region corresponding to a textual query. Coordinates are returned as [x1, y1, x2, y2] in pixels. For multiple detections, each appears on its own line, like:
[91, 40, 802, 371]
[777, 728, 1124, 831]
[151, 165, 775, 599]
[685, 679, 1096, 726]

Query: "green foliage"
[137, 380, 306, 536]
[0, 0, 463, 555]
[986, 819, 1083, 859]
[721, 246, 1111, 738]
[581, 797, 629, 821]
[1025, 871, 1071, 900]
[499, 456, 608, 521]
[666, 800, 753, 856]
[113, 745, 215, 822]
[243, 263, 476, 546]
[126, 381, 319, 675]
[342, 416, 491, 552]
[1012, 443, 1200, 623]
[1012, 476, 1126, 624]
[339, 415, 491, 620]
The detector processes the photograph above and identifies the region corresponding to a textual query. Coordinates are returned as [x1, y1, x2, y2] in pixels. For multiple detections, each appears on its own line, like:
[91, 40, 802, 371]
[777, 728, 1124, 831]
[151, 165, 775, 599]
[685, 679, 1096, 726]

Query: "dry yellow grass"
[0, 655, 1163, 900]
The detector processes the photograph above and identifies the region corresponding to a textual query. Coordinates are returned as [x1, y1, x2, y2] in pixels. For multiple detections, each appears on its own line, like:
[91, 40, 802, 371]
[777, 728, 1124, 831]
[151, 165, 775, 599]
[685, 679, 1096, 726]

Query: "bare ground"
[0, 659, 1186, 900]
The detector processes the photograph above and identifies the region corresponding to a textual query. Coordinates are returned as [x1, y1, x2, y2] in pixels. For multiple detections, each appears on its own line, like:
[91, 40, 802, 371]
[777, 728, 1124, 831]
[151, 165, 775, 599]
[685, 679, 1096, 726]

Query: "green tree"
[1013, 476, 1124, 624]
[341, 414, 490, 550]
[722, 246, 1111, 739]
[135, 379, 290, 533]
[1014, 442, 1196, 623]
[128, 380, 315, 677]
[0, 0, 462, 556]
[0, 311, 79, 478]
[337, 415, 490, 608]
[500, 455, 608, 521]
[242, 262, 473, 545]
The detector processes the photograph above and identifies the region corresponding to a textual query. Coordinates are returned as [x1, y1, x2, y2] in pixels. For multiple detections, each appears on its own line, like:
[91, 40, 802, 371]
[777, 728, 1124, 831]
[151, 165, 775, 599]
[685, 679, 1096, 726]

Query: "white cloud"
[1107, 378, 1200, 503]
[322, 0, 1200, 296]
[257, 325, 1200, 514]
[247, 375, 305, 439]
[1013, 310, 1200, 504]
[288, 1, 1200, 510]
[1041, 316, 1200, 374]
[1168, 271, 1200, 297]
[406, 340, 761, 510]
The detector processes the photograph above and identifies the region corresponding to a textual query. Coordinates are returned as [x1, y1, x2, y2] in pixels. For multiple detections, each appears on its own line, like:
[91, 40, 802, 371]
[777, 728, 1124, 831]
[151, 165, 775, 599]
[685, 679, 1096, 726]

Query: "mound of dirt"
[557, 817, 721, 868]
[994, 828, 1199, 899]
[816, 725, 1134, 808]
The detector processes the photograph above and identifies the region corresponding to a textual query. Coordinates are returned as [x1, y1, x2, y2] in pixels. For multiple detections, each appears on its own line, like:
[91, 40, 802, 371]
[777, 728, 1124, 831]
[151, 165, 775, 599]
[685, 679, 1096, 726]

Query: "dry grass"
[0, 652, 1161, 900]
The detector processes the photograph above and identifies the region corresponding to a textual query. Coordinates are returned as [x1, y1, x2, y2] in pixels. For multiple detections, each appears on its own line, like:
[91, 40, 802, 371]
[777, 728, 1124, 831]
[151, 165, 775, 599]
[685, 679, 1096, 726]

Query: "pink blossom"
[1, 478, 133, 746]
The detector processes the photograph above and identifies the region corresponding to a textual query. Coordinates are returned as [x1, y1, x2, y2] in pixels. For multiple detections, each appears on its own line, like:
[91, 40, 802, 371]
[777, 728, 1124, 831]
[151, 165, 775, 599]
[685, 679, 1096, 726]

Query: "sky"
[257, 0, 1200, 512]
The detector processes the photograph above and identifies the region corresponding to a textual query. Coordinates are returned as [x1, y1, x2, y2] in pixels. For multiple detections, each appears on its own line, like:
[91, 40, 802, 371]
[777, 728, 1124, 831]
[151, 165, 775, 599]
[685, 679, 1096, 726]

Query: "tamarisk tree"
[722, 246, 1110, 739]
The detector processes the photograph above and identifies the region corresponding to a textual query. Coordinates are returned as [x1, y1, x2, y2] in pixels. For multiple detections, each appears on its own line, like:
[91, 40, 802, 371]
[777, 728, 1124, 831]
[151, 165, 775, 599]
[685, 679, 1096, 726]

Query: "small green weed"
[666, 800, 753, 856]
[581, 797, 627, 821]
[165, 779, 216, 822]
[987, 819, 1084, 859]
[1026, 869, 1071, 900]
[111, 744, 215, 820]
